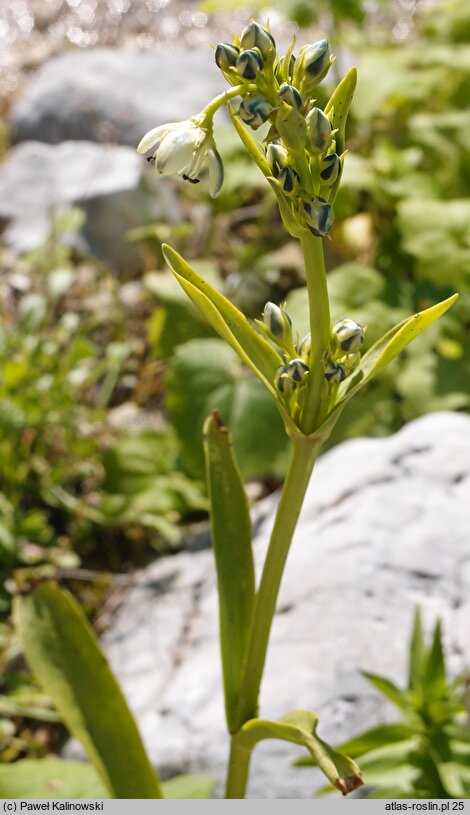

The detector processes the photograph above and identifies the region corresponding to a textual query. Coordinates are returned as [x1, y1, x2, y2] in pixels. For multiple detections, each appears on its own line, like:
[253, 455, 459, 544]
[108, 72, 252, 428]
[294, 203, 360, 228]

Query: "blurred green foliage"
[298, 610, 470, 798]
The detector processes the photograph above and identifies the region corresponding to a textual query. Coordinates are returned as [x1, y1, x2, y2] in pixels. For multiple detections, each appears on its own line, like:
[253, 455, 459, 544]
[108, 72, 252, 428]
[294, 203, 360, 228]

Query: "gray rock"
[67, 412, 470, 797]
[0, 140, 180, 271]
[10, 48, 224, 146]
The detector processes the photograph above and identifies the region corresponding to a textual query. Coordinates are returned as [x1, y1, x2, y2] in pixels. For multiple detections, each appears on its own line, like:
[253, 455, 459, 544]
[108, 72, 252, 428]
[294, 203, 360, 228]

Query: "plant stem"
[225, 737, 251, 799]
[201, 85, 257, 120]
[232, 438, 320, 737]
[299, 232, 331, 435]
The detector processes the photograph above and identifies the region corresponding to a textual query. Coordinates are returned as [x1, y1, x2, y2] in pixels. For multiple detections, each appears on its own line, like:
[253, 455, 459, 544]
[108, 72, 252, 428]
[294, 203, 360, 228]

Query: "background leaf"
[166, 338, 290, 480]
[14, 583, 163, 799]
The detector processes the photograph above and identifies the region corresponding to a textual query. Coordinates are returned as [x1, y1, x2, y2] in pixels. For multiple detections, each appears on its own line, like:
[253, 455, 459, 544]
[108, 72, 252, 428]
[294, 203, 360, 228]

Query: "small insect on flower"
[333, 318, 365, 353]
[137, 118, 224, 198]
[324, 360, 347, 383]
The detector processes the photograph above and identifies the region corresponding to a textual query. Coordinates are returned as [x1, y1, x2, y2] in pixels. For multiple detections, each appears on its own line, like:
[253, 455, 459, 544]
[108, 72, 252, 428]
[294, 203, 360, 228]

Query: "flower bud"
[278, 166, 300, 195]
[276, 102, 307, 152]
[215, 43, 240, 70]
[298, 333, 311, 361]
[238, 94, 272, 130]
[320, 152, 340, 186]
[266, 142, 289, 175]
[294, 40, 333, 93]
[240, 22, 275, 61]
[287, 358, 310, 384]
[333, 318, 365, 353]
[236, 49, 263, 79]
[278, 83, 302, 110]
[325, 360, 347, 383]
[306, 107, 334, 155]
[262, 301, 293, 345]
[275, 364, 294, 396]
[302, 197, 334, 237]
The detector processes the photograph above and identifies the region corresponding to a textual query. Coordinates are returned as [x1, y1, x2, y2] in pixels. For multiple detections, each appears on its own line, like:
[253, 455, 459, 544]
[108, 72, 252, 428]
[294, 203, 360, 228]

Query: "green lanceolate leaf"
[162, 246, 295, 435]
[233, 710, 363, 795]
[14, 583, 163, 799]
[423, 620, 447, 698]
[204, 411, 255, 733]
[362, 671, 410, 711]
[296, 722, 415, 765]
[408, 606, 426, 694]
[312, 294, 458, 444]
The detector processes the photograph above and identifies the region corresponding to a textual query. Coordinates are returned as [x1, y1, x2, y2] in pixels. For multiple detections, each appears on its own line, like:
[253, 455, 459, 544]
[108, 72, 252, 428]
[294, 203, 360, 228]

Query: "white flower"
[137, 118, 224, 198]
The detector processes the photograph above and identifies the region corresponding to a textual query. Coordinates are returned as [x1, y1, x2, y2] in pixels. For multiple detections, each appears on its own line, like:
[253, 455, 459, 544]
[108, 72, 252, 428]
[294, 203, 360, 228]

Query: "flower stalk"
[138, 17, 458, 800]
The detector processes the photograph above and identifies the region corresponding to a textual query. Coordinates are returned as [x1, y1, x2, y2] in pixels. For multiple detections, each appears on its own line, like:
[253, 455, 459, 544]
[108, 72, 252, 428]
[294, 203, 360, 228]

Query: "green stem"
[225, 737, 251, 799]
[299, 231, 331, 435]
[233, 438, 320, 733]
[201, 84, 257, 120]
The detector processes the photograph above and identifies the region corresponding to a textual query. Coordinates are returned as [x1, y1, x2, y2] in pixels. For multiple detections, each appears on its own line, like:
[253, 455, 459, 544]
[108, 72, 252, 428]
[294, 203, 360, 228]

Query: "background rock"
[66, 411, 470, 797]
[9, 48, 225, 146]
[0, 140, 181, 271]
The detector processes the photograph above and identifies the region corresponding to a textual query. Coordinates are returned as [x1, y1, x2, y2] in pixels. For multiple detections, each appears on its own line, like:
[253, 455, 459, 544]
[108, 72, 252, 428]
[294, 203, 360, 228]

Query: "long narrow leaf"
[362, 671, 410, 711]
[423, 619, 447, 698]
[204, 411, 255, 733]
[296, 722, 414, 764]
[408, 606, 426, 694]
[14, 584, 163, 799]
[312, 294, 458, 443]
[234, 710, 363, 795]
[162, 245, 284, 395]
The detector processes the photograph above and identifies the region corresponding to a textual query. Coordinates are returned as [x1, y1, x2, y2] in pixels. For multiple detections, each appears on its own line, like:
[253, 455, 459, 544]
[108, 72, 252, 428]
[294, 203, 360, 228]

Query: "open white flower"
[137, 118, 224, 198]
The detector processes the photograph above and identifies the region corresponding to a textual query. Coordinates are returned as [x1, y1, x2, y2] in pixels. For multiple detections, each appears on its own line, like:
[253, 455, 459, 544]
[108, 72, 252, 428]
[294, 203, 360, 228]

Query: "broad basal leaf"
[14, 583, 163, 799]
[0, 758, 108, 799]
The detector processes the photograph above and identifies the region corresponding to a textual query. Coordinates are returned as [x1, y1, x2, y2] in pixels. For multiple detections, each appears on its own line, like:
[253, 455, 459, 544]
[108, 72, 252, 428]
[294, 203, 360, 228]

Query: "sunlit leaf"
[235, 710, 363, 795]
[204, 411, 255, 733]
[14, 584, 163, 798]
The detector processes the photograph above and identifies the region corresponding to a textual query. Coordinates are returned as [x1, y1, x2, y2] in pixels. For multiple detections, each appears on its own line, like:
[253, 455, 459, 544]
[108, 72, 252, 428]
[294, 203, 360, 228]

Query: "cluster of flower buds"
[323, 318, 365, 385]
[214, 21, 341, 237]
[275, 358, 310, 396]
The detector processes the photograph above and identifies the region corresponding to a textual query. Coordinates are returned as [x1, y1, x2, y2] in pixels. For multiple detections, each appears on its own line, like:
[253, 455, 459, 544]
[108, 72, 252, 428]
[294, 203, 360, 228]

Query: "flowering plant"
[11, 21, 457, 801]
[134, 21, 457, 797]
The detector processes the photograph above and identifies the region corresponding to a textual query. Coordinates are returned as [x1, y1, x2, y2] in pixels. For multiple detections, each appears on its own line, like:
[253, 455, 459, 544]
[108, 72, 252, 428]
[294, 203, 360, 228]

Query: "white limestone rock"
[67, 411, 470, 797]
